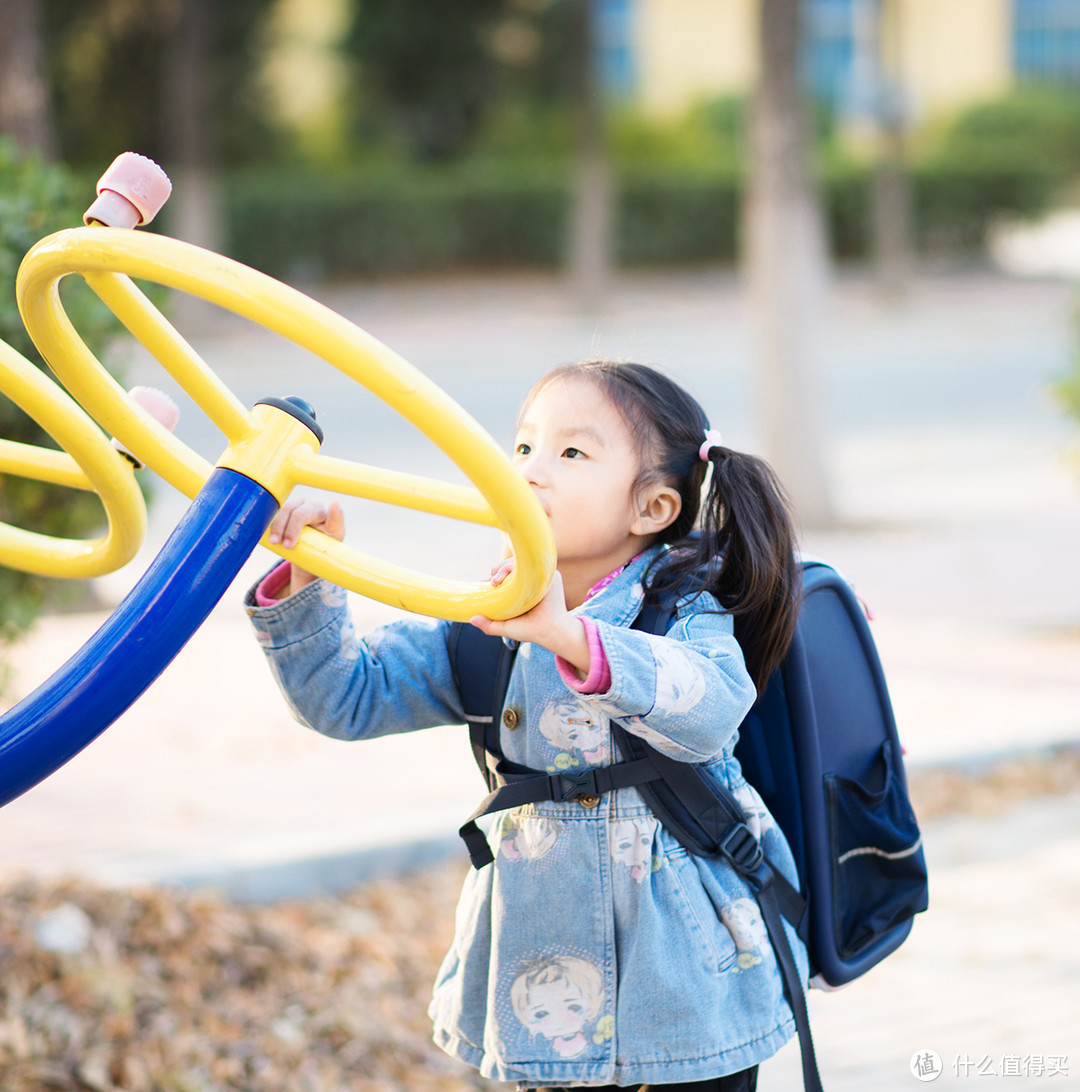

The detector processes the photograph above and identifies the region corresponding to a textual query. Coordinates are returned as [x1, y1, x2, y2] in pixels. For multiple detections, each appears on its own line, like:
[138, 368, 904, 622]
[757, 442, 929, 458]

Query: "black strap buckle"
[550, 768, 600, 802]
[718, 822, 765, 877]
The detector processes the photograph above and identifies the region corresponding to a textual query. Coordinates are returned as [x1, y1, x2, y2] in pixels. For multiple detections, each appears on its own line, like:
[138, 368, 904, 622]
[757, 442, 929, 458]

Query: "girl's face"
[514, 377, 663, 595]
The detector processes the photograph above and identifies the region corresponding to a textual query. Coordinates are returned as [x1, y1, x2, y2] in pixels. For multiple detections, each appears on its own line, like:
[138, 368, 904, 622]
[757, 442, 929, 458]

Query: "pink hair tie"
[699, 429, 723, 462]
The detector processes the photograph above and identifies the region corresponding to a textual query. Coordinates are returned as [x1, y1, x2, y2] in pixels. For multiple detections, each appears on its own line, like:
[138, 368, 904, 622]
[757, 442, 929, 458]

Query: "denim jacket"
[245, 548, 807, 1087]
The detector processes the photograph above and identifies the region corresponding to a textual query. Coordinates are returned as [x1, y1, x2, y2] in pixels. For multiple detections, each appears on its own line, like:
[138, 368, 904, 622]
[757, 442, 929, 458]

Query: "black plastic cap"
[255, 396, 324, 444]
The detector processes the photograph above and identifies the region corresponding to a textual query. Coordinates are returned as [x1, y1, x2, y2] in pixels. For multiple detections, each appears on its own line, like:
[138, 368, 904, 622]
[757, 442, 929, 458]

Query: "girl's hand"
[470, 561, 591, 678]
[267, 496, 345, 595]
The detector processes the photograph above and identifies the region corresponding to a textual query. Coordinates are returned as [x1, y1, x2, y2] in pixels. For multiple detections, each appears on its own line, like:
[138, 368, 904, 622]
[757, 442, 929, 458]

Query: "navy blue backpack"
[449, 558, 929, 1092]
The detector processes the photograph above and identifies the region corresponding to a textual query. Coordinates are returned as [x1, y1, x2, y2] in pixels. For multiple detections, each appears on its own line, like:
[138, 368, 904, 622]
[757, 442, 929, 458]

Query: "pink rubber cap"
[111, 386, 180, 468]
[128, 386, 180, 432]
[84, 152, 173, 228]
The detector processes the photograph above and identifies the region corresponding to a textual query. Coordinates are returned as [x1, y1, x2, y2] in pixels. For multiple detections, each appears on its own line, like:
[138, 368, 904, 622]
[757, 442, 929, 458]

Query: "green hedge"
[224, 165, 570, 279]
[617, 168, 742, 265]
[221, 156, 1060, 279]
[824, 157, 1060, 259]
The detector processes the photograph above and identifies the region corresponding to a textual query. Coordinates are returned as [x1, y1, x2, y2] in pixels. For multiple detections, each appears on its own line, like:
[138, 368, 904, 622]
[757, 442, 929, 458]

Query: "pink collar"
[584, 554, 642, 602]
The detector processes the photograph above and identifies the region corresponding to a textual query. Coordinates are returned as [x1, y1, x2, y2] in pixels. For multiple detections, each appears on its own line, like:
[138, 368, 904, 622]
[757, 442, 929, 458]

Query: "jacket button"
[577, 794, 601, 809]
[502, 707, 520, 730]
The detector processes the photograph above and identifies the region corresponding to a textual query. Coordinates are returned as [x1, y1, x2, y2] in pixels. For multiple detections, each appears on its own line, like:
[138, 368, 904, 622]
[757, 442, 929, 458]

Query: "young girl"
[245, 361, 807, 1092]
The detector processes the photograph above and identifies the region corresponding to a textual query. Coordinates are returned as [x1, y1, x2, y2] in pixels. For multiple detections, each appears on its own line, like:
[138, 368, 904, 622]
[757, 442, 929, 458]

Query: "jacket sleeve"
[245, 575, 466, 741]
[585, 597, 756, 763]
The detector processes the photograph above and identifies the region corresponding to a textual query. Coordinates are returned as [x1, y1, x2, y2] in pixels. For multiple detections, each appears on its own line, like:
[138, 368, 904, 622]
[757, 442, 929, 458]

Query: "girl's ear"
[632, 485, 682, 538]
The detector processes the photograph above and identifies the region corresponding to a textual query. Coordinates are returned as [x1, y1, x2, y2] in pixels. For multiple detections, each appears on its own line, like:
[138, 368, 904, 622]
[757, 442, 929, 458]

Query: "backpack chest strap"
[458, 755, 661, 868]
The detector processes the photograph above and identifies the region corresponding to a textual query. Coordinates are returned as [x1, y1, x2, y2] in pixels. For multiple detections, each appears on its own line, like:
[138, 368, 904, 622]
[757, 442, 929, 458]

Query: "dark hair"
[529, 360, 801, 692]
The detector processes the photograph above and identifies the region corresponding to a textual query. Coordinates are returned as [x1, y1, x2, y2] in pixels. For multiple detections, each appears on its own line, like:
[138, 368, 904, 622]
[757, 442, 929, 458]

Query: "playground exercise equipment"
[0, 152, 555, 811]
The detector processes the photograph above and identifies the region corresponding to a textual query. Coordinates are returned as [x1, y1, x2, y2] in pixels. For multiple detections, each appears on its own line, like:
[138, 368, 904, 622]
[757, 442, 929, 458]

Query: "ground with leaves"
[0, 862, 496, 1092]
[1, 748, 1077, 1092]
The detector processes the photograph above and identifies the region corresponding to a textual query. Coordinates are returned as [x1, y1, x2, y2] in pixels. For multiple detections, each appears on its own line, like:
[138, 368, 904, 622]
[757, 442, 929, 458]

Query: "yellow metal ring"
[16, 227, 554, 621]
[0, 338, 145, 578]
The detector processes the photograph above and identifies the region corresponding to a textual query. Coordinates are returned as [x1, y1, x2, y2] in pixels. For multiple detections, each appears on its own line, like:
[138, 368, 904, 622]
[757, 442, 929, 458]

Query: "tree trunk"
[0, 0, 57, 158]
[162, 0, 223, 256]
[872, 124, 912, 298]
[566, 0, 613, 312]
[743, 0, 835, 528]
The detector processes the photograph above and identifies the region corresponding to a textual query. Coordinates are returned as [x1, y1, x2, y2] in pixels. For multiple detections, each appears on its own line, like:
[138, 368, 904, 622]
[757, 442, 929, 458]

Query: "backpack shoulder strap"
[446, 621, 518, 790]
[629, 583, 822, 1092]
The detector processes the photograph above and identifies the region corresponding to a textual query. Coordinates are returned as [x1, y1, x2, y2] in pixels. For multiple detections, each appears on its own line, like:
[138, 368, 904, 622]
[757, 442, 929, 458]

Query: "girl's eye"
[515, 442, 531, 456]
[562, 447, 583, 459]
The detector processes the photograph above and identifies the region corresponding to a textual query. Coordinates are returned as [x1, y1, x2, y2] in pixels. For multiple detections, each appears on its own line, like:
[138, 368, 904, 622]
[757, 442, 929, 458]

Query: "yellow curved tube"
[16, 227, 555, 620]
[0, 439, 93, 491]
[0, 338, 146, 577]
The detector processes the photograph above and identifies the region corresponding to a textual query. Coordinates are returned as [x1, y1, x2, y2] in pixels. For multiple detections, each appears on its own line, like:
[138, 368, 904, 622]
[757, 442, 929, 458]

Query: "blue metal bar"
[0, 467, 279, 809]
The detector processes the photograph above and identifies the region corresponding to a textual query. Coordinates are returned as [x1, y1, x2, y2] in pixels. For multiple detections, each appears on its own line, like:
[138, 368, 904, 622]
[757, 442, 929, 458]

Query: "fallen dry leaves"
[906, 743, 1080, 822]
[0, 860, 500, 1092]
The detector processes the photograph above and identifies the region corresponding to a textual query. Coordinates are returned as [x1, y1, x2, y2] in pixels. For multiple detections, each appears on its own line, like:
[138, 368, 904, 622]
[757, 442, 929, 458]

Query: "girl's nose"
[517, 454, 548, 488]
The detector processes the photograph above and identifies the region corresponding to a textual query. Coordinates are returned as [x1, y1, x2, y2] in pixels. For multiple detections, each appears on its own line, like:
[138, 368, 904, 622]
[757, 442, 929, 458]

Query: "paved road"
[1, 265, 1078, 1088]
[760, 792, 1080, 1089]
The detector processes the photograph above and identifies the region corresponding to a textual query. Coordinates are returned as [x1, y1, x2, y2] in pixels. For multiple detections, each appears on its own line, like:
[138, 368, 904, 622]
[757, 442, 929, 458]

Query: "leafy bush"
[923, 87, 1080, 186]
[911, 158, 1058, 253]
[0, 140, 124, 652]
[900, 88, 1080, 253]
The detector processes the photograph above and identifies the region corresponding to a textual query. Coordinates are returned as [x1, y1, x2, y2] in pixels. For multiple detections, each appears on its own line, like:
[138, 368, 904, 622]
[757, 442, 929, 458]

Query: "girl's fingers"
[285, 506, 319, 549]
[267, 498, 346, 549]
[268, 501, 315, 548]
[266, 505, 296, 546]
[322, 501, 346, 542]
[489, 557, 515, 586]
[469, 614, 498, 635]
[470, 570, 569, 650]
[471, 560, 517, 634]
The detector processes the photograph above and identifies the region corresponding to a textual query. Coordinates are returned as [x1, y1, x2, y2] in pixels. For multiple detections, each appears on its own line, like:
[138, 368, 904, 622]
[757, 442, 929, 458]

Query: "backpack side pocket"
[825, 741, 929, 961]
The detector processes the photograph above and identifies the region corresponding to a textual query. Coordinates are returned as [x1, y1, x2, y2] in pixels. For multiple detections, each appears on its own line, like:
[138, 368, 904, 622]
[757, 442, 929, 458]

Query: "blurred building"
[597, 0, 1080, 123]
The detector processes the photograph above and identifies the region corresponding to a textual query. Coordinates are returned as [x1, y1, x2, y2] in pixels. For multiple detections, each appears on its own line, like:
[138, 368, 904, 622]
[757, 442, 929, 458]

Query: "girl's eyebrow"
[552, 422, 608, 449]
[515, 418, 608, 449]
[571, 424, 606, 445]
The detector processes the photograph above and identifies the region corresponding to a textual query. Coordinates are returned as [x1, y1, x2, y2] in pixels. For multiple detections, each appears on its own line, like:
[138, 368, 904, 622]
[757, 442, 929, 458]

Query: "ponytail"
[646, 444, 800, 693]
[705, 449, 800, 691]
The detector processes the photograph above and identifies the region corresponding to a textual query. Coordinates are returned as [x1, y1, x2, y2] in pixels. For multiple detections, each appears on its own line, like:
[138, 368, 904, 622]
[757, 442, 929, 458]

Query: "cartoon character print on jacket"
[651, 637, 709, 714]
[613, 637, 710, 757]
[537, 695, 608, 770]
[507, 952, 610, 1059]
[720, 897, 769, 970]
[610, 817, 662, 883]
[500, 814, 564, 864]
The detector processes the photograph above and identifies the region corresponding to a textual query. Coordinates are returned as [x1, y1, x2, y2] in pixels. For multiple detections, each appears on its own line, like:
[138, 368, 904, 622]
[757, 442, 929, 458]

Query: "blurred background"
[1, 2, 1080, 1089]
[5, 0, 1080, 625]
